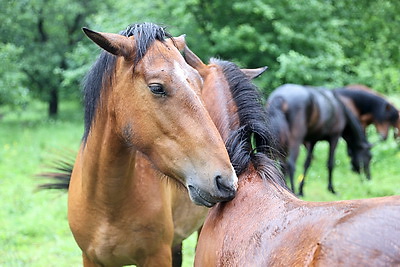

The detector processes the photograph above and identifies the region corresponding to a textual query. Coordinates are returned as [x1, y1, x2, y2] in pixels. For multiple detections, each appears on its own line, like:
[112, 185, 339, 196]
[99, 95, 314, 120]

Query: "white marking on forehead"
[173, 60, 190, 86]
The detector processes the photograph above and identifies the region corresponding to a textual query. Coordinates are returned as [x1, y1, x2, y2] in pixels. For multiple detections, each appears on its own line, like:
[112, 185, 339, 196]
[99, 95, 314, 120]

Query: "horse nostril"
[215, 175, 236, 200]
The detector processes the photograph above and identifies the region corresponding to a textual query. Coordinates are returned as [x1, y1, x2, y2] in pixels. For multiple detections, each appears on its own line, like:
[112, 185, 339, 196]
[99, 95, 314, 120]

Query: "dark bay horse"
[43, 23, 238, 267]
[266, 84, 371, 196]
[182, 49, 400, 266]
[335, 84, 399, 140]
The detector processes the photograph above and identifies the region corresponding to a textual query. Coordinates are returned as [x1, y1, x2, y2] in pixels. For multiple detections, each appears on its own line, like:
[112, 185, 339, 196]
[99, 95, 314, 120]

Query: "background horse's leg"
[172, 243, 182, 267]
[287, 144, 301, 194]
[327, 138, 339, 194]
[298, 142, 316, 196]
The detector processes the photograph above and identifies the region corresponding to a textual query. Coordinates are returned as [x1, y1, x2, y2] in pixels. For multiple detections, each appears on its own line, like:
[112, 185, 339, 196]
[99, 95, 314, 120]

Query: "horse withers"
[51, 23, 238, 267]
[181, 49, 400, 266]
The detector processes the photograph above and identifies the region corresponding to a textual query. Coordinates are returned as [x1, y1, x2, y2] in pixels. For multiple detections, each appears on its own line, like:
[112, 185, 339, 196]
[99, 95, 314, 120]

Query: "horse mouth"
[188, 185, 216, 207]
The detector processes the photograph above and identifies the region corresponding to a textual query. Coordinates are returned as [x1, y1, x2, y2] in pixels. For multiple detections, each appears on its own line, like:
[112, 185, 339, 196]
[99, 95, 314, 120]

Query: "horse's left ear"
[172, 34, 186, 52]
[82, 27, 135, 61]
[241, 66, 268, 79]
[183, 45, 208, 77]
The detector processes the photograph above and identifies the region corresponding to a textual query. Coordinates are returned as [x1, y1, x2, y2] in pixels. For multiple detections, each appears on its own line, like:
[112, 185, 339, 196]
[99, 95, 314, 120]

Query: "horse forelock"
[82, 23, 172, 143]
[212, 58, 287, 189]
[120, 23, 172, 65]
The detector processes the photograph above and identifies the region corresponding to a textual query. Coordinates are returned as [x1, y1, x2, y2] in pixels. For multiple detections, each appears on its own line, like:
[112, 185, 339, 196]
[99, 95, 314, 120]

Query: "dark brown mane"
[212, 58, 289, 190]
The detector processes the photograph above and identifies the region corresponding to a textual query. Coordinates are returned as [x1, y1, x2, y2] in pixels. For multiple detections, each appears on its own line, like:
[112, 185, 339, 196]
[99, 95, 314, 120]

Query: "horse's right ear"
[183, 45, 208, 76]
[82, 27, 135, 61]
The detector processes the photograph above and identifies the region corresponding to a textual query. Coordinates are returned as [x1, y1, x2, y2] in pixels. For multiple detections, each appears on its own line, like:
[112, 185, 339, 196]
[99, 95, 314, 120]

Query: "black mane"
[211, 59, 288, 189]
[82, 23, 171, 142]
[335, 88, 399, 123]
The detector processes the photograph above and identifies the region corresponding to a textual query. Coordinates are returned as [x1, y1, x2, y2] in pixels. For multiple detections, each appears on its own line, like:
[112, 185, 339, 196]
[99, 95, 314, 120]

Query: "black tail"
[37, 153, 74, 190]
[265, 96, 290, 160]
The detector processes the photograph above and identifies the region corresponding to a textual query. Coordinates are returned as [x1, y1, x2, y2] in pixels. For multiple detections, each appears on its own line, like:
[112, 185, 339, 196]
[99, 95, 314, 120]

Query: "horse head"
[82, 24, 237, 206]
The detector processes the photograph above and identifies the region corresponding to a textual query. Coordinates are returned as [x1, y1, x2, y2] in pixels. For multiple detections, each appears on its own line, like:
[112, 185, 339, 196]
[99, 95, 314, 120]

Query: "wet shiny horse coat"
[266, 84, 371, 196]
[61, 23, 238, 267]
[182, 51, 400, 266]
[335, 84, 399, 140]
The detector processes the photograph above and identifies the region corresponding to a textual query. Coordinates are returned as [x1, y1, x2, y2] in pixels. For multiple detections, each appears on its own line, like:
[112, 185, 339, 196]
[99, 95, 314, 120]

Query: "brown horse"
[335, 84, 399, 140]
[181, 48, 400, 266]
[47, 23, 238, 267]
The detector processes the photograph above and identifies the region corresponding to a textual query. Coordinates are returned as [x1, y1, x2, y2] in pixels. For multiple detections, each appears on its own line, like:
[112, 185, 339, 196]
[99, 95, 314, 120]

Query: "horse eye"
[148, 84, 166, 96]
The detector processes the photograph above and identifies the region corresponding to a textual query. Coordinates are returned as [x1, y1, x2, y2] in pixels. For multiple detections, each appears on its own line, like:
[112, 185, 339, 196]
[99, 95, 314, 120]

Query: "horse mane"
[335, 87, 399, 123]
[211, 58, 288, 189]
[82, 23, 172, 142]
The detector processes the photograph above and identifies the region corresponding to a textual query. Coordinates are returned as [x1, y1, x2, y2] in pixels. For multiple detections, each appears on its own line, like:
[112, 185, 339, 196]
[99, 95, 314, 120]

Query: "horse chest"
[85, 218, 173, 266]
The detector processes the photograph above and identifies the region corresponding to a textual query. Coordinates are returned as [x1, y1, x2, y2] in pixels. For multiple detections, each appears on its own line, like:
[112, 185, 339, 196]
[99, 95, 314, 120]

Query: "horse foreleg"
[82, 253, 102, 267]
[327, 138, 339, 194]
[299, 142, 316, 196]
[172, 243, 182, 267]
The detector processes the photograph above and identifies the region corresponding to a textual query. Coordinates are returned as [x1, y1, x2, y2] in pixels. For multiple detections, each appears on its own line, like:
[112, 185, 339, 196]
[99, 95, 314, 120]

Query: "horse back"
[270, 84, 345, 140]
[313, 195, 400, 266]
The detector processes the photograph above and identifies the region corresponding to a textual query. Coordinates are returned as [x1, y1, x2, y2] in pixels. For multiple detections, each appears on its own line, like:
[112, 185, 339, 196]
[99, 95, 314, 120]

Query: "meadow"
[1, 97, 400, 266]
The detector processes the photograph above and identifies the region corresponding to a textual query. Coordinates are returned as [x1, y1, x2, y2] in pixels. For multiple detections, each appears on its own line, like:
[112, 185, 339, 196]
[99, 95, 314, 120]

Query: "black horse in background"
[266, 84, 372, 196]
[335, 84, 399, 140]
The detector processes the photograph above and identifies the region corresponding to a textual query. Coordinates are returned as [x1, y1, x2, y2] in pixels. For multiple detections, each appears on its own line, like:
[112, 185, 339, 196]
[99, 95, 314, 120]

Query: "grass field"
[1, 98, 400, 266]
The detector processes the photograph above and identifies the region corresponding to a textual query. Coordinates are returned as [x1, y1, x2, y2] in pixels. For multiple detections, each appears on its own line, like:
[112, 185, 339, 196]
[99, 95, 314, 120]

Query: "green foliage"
[0, 43, 30, 108]
[0, 0, 112, 115]
[1, 0, 399, 116]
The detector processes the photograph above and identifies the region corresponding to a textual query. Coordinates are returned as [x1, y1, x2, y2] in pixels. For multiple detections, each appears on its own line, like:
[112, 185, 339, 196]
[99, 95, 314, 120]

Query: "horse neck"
[202, 73, 240, 141]
[79, 101, 136, 205]
[214, 164, 296, 218]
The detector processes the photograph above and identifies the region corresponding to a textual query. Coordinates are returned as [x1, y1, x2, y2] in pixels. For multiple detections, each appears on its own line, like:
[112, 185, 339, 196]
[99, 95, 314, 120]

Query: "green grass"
[1, 98, 400, 266]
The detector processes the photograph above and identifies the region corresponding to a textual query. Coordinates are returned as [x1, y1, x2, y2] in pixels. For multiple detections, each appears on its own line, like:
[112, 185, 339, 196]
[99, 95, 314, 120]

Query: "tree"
[0, 0, 112, 117]
[0, 43, 29, 108]
[184, 0, 399, 95]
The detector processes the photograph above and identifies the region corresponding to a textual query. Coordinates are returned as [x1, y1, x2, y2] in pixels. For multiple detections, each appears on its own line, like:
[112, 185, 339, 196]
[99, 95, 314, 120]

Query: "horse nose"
[215, 175, 236, 201]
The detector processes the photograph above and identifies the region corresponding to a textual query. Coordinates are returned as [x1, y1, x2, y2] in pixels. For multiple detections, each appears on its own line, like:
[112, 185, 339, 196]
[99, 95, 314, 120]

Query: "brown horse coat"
[181, 48, 400, 266]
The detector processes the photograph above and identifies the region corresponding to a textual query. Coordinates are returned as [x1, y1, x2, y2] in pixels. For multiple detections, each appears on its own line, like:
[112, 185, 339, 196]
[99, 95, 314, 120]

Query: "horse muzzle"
[187, 174, 237, 207]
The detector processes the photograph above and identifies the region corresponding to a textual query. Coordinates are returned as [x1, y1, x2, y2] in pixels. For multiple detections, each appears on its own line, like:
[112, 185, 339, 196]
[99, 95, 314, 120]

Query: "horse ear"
[172, 34, 186, 51]
[82, 27, 135, 61]
[241, 66, 268, 79]
[183, 45, 208, 76]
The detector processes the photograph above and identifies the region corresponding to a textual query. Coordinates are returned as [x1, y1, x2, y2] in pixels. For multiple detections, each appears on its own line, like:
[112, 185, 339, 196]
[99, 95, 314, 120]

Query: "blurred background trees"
[1, 0, 399, 117]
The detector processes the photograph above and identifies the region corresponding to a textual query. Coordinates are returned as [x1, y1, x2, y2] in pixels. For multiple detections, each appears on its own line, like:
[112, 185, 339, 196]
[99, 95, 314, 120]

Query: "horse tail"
[265, 96, 290, 160]
[37, 157, 73, 190]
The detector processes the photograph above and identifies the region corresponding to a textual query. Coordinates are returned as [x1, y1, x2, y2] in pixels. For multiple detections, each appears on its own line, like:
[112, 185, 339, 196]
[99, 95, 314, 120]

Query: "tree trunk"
[48, 88, 58, 117]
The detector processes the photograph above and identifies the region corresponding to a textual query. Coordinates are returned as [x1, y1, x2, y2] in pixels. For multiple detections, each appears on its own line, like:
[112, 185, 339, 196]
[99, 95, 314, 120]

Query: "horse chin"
[187, 185, 216, 207]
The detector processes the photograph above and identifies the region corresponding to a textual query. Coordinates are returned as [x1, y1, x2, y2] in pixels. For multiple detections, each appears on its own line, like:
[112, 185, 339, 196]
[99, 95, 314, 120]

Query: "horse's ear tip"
[175, 34, 186, 40]
[82, 27, 94, 35]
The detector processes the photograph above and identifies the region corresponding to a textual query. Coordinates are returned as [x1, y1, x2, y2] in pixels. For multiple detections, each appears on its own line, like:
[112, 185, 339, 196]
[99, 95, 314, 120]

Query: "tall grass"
[1, 97, 399, 266]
